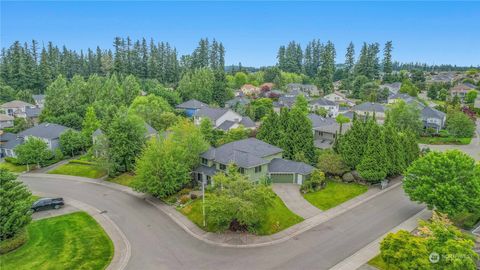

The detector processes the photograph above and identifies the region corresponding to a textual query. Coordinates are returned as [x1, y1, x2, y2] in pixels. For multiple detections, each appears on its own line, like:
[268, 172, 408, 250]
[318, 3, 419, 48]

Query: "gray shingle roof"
[25, 107, 42, 117]
[353, 102, 385, 113]
[310, 98, 336, 106]
[176, 99, 208, 109]
[308, 114, 350, 134]
[217, 120, 236, 131]
[194, 108, 229, 121]
[0, 132, 16, 142]
[18, 123, 69, 140]
[3, 137, 23, 150]
[201, 138, 283, 168]
[421, 106, 446, 119]
[239, 116, 255, 128]
[268, 158, 315, 175]
[225, 97, 250, 107]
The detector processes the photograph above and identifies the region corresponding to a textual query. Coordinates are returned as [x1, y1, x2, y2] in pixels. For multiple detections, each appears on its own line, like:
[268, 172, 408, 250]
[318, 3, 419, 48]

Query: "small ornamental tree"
[403, 150, 480, 216]
[0, 169, 32, 240]
[81, 106, 100, 139]
[59, 129, 86, 157]
[14, 137, 52, 170]
[317, 150, 349, 176]
[356, 122, 387, 182]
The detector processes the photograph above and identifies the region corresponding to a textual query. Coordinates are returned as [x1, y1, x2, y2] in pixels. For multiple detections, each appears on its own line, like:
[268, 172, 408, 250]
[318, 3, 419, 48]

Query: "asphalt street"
[20, 175, 424, 270]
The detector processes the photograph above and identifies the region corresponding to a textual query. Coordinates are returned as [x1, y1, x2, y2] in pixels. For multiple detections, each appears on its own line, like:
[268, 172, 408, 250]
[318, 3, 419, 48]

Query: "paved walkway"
[31, 190, 131, 270]
[329, 208, 431, 270]
[272, 183, 321, 219]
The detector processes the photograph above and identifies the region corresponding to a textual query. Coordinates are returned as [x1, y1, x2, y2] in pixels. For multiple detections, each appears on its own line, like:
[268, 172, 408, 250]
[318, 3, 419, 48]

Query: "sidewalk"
[24, 173, 406, 248]
[329, 208, 431, 270]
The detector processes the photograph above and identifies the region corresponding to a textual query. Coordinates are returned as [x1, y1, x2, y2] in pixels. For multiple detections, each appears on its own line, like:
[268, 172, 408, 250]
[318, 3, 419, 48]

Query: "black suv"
[31, 198, 64, 212]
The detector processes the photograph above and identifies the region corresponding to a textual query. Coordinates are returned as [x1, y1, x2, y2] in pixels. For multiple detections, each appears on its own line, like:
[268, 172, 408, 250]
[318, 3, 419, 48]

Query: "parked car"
[31, 198, 64, 212]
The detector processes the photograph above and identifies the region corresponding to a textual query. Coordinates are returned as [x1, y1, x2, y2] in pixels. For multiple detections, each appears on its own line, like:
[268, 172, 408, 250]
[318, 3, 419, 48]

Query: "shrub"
[190, 193, 198, 200]
[0, 228, 27, 254]
[179, 195, 190, 205]
[300, 169, 326, 193]
[4, 157, 20, 165]
[317, 150, 349, 176]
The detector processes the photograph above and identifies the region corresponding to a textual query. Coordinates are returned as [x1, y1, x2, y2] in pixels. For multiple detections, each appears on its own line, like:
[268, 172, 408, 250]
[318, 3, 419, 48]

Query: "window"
[201, 158, 208, 165]
[238, 167, 245, 174]
[219, 164, 226, 170]
[255, 166, 262, 173]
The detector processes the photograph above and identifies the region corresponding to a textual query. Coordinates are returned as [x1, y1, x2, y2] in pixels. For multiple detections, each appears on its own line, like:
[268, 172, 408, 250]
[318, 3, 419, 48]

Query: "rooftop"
[268, 158, 315, 175]
[175, 99, 209, 110]
[18, 122, 69, 140]
[1, 100, 35, 108]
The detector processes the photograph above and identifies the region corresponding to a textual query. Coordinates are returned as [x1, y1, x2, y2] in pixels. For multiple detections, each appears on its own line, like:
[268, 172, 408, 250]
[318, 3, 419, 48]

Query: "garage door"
[270, 173, 294, 183]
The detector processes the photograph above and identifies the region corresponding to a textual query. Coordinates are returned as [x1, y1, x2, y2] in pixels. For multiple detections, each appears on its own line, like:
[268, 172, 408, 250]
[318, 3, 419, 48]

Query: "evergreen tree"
[280, 106, 316, 163]
[357, 122, 387, 182]
[316, 41, 336, 94]
[257, 111, 281, 146]
[336, 117, 368, 168]
[384, 124, 406, 176]
[382, 41, 394, 82]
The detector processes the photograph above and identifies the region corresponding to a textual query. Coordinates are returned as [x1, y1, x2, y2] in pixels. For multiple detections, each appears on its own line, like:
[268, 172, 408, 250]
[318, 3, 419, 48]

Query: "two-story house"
[309, 98, 339, 117]
[193, 107, 255, 131]
[286, 83, 319, 96]
[420, 106, 446, 132]
[308, 113, 351, 149]
[193, 138, 314, 185]
[351, 102, 386, 120]
[1, 100, 36, 118]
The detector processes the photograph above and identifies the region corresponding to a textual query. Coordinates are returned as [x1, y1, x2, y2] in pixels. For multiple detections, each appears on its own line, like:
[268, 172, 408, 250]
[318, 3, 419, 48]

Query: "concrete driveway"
[272, 183, 321, 219]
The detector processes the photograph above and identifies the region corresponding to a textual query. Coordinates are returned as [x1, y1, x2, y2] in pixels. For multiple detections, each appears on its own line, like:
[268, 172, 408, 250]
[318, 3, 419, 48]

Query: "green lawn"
[107, 173, 137, 187]
[452, 211, 480, 230]
[303, 181, 368, 210]
[0, 212, 113, 270]
[48, 162, 106, 179]
[368, 254, 399, 270]
[0, 162, 27, 173]
[179, 195, 303, 235]
[418, 136, 472, 145]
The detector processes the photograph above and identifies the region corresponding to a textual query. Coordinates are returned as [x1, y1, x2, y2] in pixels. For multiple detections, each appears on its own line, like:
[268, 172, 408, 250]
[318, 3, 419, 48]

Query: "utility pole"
[202, 178, 206, 227]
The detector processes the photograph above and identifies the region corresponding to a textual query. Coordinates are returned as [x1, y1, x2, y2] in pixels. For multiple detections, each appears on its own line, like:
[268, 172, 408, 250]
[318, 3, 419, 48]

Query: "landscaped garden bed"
[0, 212, 113, 270]
[48, 160, 106, 179]
[302, 180, 368, 210]
[179, 194, 303, 235]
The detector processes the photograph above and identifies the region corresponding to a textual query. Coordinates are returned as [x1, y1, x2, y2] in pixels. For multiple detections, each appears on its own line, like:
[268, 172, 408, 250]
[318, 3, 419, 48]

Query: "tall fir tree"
[357, 121, 388, 182]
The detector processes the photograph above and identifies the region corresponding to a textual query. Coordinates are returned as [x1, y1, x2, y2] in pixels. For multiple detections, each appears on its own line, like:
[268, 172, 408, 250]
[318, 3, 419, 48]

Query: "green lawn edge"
[368, 254, 400, 270]
[0, 211, 114, 270]
[303, 180, 368, 210]
[48, 162, 106, 179]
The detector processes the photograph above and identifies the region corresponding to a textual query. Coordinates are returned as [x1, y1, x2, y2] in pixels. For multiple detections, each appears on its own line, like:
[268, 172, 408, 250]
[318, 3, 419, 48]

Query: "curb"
[32, 190, 131, 270]
[23, 173, 405, 248]
[329, 208, 430, 270]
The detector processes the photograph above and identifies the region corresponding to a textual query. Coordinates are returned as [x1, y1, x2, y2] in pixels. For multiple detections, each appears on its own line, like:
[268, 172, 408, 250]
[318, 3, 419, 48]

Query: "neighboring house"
[387, 93, 415, 104]
[308, 113, 351, 149]
[309, 98, 339, 117]
[323, 91, 355, 106]
[428, 72, 456, 84]
[175, 99, 209, 117]
[450, 83, 476, 100]
[225, 96, 251, 109]
[25, 107, 42, 125]
[2, 123, 69, 157]
[379, 82, 402, 95]
[0, 132, 17, 157]
[193, 138, 314, 184]
[32, 95, 46, 108]
[193, 107, 255, 131]
[421, 106, 446, 132]
[240, 84, 260, 96]
[274, 90, 306, 112]
[351, 102, 386, 119]
[0, 114, 14, 129]
[0, 100, 36, 118]
[286, 83, 319, 96]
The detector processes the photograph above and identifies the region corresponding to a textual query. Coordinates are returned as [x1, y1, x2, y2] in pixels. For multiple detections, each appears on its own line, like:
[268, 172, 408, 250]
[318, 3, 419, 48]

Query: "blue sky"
[2, 1, 479, 67]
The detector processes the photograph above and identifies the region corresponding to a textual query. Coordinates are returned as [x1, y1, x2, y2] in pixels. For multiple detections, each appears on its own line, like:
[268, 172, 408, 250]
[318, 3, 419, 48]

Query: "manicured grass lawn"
[0, 212, 113, 270]
[368, 254, 399, 270]
[179, 195, 303, 235]
[303, 181, 368, 210]
[0, 162, 27, 173]
[107, 173, 137, 187]
[48, 162, 106, 179]
[418, 136, 472, 145]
